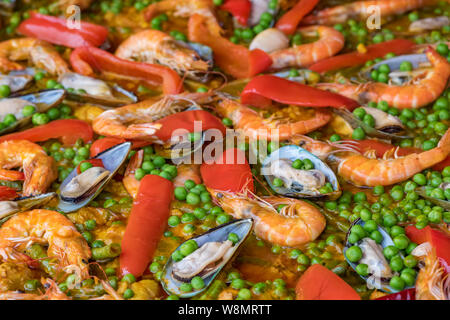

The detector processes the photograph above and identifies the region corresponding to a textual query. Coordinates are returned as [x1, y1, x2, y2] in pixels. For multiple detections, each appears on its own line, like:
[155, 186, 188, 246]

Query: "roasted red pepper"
[376, 288, 416, 300]
[90, 137, 154, 158]
[18, 12, 108, 48]
[0, 169, 25, 181]
[0, 186, 18, 201]
[76, 159, 105, 174]
[220, 0, 252, 26]
[200, 148, 254, 194]
[70, 46, 183, 95]
[0, 119, 93, 145]
[405, 226, 450, 265]
[240, 75, 359, 109]
[296, 264, 361, 300]
[188, 14, 272, 79]
[155, 110, 226, 142]
[309, 39, 415, 73]
[275, 0, 319, 35]
[120, 175, 173, 277]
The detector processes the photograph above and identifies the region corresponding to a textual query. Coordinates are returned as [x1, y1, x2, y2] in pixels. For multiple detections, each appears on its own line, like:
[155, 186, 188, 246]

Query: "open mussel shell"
[57, 142, 131, 213]
[60, 73, 137, 107]
[0, 89, 65, 135]
[161, 218, 253, 298]
[0, 73, 33, 93]
[332, 107, 412, 141]
[261, 145, 341, 200]
[0, 192, 56, 223]
[416, 185, 450, 211]
[344, 219, 412, 293]
[156, 131, 206, 164]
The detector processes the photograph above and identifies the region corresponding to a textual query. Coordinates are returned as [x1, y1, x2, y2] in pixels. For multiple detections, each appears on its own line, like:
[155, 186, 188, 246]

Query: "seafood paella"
[0, 0, 448, 301]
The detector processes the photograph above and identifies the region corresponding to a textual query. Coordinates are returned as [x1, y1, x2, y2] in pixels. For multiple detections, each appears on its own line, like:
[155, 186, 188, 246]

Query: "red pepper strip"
[155, 110, 226, 142]
[220, 0, 252, 26]
[200, 148, 254, 194]
[309, 39, 416, 74]
[0, 186, 18, 201]
[0, 169, 25, 181]
[296, 264, 361, 300]
[119, 174, 173, 277]
[17, 12, 108, 48]
[241, 75, 359, 110]
[76, 159, 105, 174]
[405, 226, 450, 265]
[188, 14, 272, 79]
[90, 137, 154, 158]
[0, 119, 93, 145]
[70, 46, 183, 95]
[275, 0, 319, 35]
[376, 288, 416, 300]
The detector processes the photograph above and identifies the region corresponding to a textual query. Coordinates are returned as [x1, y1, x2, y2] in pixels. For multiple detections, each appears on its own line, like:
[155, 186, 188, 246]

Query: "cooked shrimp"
[0, 140, 57, 196]
[216, 98, 331, 141]
[0, 209, 91, 279]
[115, 30, 209, 78]
[144, 0, 222, 36]
[123, 150, 143, 199]
[211, 190, 325, 247]
[0, 38, 69, 75]
[173, 164, 201, 188]
[302, 0, 438, 25]
[270, 26, 345, 70]
[317, 49, 450, 109]
[415, 248, 449, 300]
[327, 127, 450, 187]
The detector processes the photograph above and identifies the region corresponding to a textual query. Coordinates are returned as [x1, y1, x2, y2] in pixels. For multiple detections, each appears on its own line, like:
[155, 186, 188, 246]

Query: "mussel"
[0, 89, 65, 135]
[0, 192, 56, 223]
[57, 142, 131, 213]
[261, 145, 341, 200]
[344, 219, 412, 293]
[59, 73, 137, 107]
[416, 183, 450, 211]
[333, 106, 411, 140]
[409, 16, 449, 32]
[161, 219, 253, 298]
[0, 73, 33, 93]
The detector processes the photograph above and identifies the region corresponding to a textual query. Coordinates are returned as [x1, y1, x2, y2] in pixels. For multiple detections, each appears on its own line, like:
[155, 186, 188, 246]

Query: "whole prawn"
[211, 190, 326, 247]
[216, 98, 331, 141]
[115, 30, 209, 79]
[0, 140, 57, 196]
[0, 209, 91, 279]
[302, 0, 438, 25]
[0, 38, 69, 75]
[270, 26, 345, 70]
[414, 247, 449, 300]
[317, 49, 450, 109]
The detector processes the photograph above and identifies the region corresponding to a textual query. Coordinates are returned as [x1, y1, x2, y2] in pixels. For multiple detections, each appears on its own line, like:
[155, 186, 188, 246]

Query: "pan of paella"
[0, 0, 448, 301]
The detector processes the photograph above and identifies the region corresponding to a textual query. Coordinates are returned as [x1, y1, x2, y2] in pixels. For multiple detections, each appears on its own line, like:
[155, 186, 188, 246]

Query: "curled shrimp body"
[270, 26, 344, 70]
[217, 98, 331, 141]
[317, 49, 450, 109]
[173, 164, 201, 188]
[0, 209, 91, 278]
[328, 128, 450, 187]
[145, 0, 221, 36]
[115, 30, 209, 78]
[0, 38, 69, 75]
[302, 0, 438, 25]
[0, 140, 57, 196]
[212, 190, 326, 247]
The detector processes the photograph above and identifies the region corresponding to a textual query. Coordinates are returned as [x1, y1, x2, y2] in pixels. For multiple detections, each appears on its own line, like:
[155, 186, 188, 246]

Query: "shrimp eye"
[217, 192, 223, 199]
[81, 259, 88, 264]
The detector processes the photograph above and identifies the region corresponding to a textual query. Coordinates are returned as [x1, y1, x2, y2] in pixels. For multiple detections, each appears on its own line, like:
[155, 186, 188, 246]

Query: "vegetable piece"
[120, 174, 173, 277]
[220, 0, 252, 26]
[276, 0, 319, 35]
[0, 186, 18, 200]
[0, 119, 93, 145]
[309, 40, 415, 73]
[240, 75, 359, 109]
[188, 14, 272, 79]
[90, 137, 126, 157]
[295, 264, 361, 300]
[405, 226, 450, 265]
[92, 243, 121, 261]
[70, 46, 182, 95]
[200, 148, 254, 194]
[17, 12, 108, 48]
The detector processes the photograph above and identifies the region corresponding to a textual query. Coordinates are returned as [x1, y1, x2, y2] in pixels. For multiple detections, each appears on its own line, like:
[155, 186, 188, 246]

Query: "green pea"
[184, 179, 196, 189]
[389, 276, 405, 291]
[222, 117, 233, 126]
[345, 245, 362, 262]
[84, 219, 96, 231]
[390, 226, 405, 237]
[231, 278, 246, 290]
[352, 127, 365, 140]
[393, 234, 409, 250]
[103, 198, 117, 209]
[399, 61, 413, 72]
[370, 230, 383, 244]
[186, 192, 200, 205]
[0, 85, 11, 98]
[22, 105, 36, 117]
[403, 255, 417, 268]
[383, 245, 399, 260]
[191, 276, 205, 290]
[228, 232, 240, 245]
[356, 263, 369, 276]
[413, 173, 427, 185]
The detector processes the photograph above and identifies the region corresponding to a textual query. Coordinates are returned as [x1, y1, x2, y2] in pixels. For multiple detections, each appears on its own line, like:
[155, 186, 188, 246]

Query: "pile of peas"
[333, 19, 385, 49]
[412, 167, 450, 214]
[228, 0, 278, 44]
[345, 220, 418, 292]
[134, 145, 178, 181]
